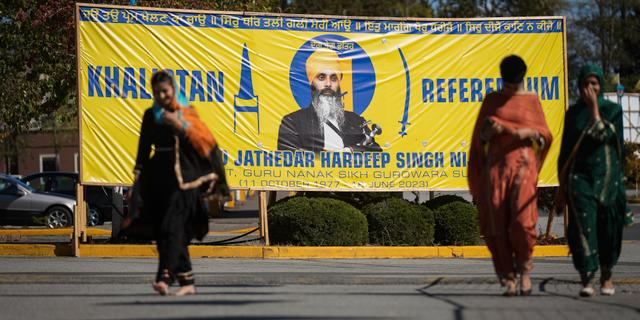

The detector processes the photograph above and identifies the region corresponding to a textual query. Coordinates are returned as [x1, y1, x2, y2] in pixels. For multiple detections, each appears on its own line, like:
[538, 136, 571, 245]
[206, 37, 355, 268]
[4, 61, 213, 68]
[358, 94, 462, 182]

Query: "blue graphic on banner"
[288, 35, 375, 115]
[79, 6, 564, 35]
[234, 43, 260, 133]
[397, 47, 411, 137]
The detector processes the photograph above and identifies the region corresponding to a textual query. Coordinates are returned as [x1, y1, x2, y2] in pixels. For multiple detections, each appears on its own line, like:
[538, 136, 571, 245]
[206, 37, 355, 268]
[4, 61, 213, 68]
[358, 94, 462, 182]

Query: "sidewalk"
[0, 241, 639, 320]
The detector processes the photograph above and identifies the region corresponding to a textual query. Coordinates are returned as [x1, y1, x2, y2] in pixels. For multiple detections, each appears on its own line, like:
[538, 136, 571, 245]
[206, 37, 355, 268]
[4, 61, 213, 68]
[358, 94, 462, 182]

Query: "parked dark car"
[0, 174, 76, 228]
[20, 172, 120, 226]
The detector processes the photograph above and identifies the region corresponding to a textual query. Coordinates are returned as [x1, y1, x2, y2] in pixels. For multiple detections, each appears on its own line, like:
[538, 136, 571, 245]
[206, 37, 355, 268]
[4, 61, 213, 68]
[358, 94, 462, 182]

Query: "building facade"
[1, 129, 79, 177]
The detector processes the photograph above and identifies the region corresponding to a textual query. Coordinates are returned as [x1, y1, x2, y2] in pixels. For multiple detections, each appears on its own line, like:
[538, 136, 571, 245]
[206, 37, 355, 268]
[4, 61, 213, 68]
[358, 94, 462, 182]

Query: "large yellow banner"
[77, 4, 567, 190]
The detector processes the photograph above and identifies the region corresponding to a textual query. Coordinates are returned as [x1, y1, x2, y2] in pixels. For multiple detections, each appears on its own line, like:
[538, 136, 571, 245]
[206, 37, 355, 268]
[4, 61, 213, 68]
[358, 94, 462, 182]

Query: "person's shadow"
[417, 277, 640, 320]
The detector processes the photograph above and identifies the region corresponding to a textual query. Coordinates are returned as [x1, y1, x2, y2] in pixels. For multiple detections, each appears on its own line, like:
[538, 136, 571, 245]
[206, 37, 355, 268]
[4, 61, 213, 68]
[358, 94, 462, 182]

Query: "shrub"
[537, 187, 558, 213]
[268, 197, 368, 246]
[362, 197, 434, 245]
[433, 202, 480, 245]
[423, 194, 470, 210]
[625, 141, 640, 188]
[300, 191, 399, 209]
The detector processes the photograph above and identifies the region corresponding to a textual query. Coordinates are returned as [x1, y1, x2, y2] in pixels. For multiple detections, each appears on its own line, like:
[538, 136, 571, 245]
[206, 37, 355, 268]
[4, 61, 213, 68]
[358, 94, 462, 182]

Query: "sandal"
[579, 271, 596, 297]
[579, 286, 595, 297]
[600, 287, 615, 296]
[600, 267, 615, 296]
[503, 280, 517, 297]
[519, 273, 532, 296]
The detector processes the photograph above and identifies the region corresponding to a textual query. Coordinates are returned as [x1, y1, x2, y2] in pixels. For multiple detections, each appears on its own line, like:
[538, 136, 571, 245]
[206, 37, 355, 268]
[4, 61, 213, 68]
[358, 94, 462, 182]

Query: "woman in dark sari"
[123, 70, 228, 296]
[557, 64, 627, 297]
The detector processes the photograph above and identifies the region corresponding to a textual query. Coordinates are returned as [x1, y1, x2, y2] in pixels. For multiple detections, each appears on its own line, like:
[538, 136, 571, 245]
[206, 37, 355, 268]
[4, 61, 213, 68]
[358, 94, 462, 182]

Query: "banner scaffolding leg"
[258, 191, 270, 246]
[73, 184, 87, 257]
[267, 191, 277, 206]
[563, 206, 569, 240]
[544, 207, 555, 239]
[258, 191, 264, 239]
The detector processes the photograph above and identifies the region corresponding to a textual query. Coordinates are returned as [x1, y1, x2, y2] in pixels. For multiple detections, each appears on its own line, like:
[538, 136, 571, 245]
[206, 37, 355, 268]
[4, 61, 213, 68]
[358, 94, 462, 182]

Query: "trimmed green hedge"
[300, 191, 398, 209]
[268, 197, 368, 246]
[433, 201, 480, 245]
[362, 197, 434, 245]
[423, 194, 470, 210]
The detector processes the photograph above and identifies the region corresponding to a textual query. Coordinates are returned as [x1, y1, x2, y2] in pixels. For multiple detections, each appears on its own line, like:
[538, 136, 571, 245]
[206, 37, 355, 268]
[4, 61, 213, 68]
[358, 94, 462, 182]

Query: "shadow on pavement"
[100, 299, 286, 306]
[0, 291, 282, 297]
[539, 277, 640, 314]
[417, 278, 466, 320]
[215, 210, 258, 219]
[536, 259, 640, 267]
[0, 293, 161, 298]
[110, 317, 389, 320]
[196, 284, 282, 288]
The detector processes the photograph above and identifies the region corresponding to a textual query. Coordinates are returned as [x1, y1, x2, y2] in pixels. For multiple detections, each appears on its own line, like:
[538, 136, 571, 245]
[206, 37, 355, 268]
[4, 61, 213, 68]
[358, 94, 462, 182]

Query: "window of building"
[4, 155, 18, 175]
[39, 154, 58, 172]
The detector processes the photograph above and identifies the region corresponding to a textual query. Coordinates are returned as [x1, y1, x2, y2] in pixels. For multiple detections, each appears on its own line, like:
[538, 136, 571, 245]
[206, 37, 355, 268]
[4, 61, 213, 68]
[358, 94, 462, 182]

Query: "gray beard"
[312, 92, 345, 130]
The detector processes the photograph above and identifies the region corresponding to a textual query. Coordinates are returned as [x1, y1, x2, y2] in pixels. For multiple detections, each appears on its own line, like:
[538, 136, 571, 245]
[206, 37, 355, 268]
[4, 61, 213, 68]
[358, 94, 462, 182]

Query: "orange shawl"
[468, 92, 552, 199]
[168, 99, 217, 158]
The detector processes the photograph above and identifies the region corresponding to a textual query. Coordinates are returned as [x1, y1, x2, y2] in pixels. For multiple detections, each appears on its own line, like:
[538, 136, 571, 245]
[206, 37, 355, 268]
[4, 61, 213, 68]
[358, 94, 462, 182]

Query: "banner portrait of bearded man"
[277, 49, 381, 153]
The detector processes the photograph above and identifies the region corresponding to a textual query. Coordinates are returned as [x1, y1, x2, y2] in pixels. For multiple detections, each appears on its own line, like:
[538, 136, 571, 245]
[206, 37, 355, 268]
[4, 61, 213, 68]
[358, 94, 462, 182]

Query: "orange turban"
[306, 49, 346, 84]
[305, 49, 354, 112]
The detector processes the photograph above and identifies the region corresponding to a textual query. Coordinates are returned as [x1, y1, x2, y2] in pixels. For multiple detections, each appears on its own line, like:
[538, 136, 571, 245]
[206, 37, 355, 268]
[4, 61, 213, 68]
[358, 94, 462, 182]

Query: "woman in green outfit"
[557, 64, 628, 297]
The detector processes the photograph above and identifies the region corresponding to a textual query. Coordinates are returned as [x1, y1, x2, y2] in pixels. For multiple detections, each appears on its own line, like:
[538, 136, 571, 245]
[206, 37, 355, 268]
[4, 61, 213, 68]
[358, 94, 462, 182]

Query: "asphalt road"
[1, 242, 640, 320]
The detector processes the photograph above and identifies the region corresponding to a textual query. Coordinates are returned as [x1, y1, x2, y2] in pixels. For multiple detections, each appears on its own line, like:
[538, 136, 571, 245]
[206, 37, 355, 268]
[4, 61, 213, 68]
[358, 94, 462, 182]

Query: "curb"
[0, 228, 111, 237]
[0, 228, 257, 237]
[0, 244, 570, 259]
[0, 244, 72, 256]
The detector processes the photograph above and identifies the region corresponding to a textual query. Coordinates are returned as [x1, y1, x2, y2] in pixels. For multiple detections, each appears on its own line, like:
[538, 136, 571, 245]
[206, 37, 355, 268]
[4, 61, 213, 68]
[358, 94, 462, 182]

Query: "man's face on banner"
[310, 66, 345, 128]
[311, 69, 341, 96]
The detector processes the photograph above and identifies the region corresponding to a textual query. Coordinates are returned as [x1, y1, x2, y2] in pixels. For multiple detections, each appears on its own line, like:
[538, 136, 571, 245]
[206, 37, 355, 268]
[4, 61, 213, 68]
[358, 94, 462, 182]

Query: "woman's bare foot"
[174, 285, 196, 296]
[152, 282, 170, 296]
[519, 273, 532, 296]
[503, 279, 517, 297]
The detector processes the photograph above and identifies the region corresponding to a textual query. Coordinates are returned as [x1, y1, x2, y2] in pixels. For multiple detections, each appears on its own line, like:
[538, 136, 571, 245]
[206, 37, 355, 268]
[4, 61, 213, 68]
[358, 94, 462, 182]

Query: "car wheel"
[46, 206, 73, 228]
[86, 207, 102, 226]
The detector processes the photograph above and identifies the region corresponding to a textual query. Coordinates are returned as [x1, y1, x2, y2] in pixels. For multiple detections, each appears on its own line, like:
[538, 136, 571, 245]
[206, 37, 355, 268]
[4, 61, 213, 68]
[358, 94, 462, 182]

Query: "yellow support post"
[258, 191, 265, 238]
[225, 191, 236, 208]
[258, 191, 269, 245]
[563, 206, 569, 239]
[73, 184, 87, 256]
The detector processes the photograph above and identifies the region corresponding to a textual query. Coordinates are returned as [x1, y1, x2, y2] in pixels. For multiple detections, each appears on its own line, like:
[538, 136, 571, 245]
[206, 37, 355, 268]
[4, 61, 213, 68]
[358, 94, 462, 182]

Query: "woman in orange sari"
[468, 55, 552, 296]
